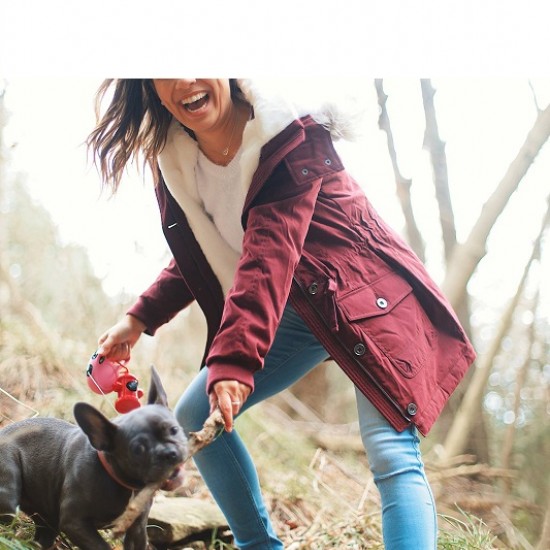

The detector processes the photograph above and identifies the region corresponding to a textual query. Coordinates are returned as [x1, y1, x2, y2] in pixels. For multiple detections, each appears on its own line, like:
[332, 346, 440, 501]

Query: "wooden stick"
[187, 407, 225, 456]
[111, 408, 225, 537]
[111, 484, 158, 537]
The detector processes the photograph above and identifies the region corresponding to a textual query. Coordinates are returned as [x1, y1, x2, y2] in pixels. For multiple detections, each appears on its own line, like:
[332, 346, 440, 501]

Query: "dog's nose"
[161, 449, 181, 462]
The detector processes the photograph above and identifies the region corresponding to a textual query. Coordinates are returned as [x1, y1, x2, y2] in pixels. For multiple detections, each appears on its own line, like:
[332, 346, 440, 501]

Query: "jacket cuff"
[206, 363, 255, 395]
[127, 299, 173, 336]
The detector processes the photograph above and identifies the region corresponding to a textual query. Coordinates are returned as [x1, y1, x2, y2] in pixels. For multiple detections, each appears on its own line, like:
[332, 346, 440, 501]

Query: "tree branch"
[375, 79, 426, 262]
[442, 104, 550, 309]
[421, 78, 457, 261]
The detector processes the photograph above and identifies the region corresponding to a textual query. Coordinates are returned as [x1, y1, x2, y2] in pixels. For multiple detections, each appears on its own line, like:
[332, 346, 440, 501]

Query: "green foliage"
[0, 538, 37, 550]
[438, 509, 498, 549]
[209, 527, 237, 549]
[0, 515, 39, 549]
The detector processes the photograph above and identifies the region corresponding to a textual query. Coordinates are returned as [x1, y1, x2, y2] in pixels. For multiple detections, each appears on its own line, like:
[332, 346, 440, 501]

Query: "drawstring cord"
[326, 278, 340, 332]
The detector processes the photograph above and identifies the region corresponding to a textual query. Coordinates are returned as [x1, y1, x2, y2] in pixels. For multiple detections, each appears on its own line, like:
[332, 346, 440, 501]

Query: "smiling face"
[153, 79, 234, 138]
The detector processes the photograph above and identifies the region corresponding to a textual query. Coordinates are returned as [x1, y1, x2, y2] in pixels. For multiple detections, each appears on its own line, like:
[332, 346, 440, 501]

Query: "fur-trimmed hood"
[156, 79, 365, 295]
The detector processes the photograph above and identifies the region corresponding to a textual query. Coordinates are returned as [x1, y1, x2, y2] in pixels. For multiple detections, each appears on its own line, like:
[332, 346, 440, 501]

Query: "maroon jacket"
[128, 115, 476, 435]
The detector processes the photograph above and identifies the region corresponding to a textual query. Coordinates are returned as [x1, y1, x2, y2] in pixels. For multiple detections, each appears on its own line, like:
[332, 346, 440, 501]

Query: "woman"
[88, 79, 476, 550]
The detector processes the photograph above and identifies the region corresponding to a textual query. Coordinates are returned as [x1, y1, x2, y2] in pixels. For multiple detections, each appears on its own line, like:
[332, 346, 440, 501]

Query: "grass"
[0, 515, 39, 549]
[437, 508, 498, 550]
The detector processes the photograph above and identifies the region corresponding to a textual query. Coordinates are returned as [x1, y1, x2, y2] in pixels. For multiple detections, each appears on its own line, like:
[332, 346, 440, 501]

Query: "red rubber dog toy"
[86, 351, 143, 413]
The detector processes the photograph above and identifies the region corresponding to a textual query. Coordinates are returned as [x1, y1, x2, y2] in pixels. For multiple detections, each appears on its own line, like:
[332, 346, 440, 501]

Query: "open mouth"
[181, 92, 209, 113]
[160, 465, 185, 491]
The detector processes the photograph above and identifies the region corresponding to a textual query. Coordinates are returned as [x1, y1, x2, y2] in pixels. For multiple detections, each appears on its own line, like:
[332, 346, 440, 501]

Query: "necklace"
[221, 108, 239, 157]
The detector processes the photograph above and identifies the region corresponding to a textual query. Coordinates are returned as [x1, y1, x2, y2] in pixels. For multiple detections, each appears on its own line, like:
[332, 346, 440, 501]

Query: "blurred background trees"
[1, 79, 549, 549]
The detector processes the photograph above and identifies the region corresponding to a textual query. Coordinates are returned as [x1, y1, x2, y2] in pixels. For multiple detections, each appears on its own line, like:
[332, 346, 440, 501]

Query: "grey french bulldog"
[0, 366, 188, 549]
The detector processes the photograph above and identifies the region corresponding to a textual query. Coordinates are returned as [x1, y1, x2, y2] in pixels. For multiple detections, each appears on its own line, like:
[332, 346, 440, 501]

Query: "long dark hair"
[87, 79, 245, 192]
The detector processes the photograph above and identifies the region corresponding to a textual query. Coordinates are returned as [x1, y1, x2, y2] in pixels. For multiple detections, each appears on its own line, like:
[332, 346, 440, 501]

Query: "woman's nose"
[174, 79, 197, 90]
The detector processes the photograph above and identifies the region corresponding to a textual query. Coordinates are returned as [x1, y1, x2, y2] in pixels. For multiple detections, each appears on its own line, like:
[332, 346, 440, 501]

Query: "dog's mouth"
[160, 465, 185, 492]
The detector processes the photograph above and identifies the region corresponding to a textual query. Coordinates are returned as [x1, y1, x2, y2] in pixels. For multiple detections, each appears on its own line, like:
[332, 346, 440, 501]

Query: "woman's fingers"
[218, 391, 236, 432]
[96, 315, 145, 359]
[210, 381, 251, 432]
[97, 336, 131, 361]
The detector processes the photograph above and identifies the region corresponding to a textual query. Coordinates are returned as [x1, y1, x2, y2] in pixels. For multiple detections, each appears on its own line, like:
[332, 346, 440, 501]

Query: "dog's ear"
[147, 365, 169, 407]
[73, 402, 118, 451]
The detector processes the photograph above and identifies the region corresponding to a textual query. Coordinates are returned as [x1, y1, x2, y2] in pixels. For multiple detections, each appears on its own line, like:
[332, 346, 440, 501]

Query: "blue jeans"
[175, 304, 437, 549]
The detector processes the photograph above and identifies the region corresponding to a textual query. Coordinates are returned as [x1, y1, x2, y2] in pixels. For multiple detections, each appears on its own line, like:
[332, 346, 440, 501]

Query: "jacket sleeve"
[205, 156, 323, 393]
[127, 257, 194, 335]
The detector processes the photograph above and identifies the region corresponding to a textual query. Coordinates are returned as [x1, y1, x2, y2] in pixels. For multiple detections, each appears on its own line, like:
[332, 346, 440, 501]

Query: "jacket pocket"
[338, 271, 436, 378]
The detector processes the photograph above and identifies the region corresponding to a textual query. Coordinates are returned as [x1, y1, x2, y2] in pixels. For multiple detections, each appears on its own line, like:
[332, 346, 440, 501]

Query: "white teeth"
[181, 92, 207, 105]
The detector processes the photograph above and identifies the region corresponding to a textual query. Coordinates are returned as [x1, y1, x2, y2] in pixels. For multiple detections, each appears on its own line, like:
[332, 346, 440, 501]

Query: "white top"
[195, 148, 246, 254]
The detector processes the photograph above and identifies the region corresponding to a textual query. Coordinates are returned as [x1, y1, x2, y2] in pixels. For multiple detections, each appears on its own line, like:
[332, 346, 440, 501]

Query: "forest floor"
[0, 351, 542, 550]
[1, 397, 537, 549]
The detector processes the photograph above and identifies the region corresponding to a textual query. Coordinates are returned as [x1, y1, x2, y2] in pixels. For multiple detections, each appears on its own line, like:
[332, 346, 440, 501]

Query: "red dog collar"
[97, 451, 142, 491]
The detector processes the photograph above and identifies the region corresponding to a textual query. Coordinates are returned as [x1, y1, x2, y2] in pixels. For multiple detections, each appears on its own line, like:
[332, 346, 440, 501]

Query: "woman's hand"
[209, 380, 251, 432]
[96, 314, 147, 361]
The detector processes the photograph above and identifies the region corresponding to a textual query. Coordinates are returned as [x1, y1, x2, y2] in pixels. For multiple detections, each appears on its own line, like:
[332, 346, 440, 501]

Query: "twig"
[429, 463, 517, 482]
[425, 453, 478, 470]
[357, 477, 374, 513]
[528, 79, 542, 114]
[493, 506, 535, 550]
[277, 390, 325, 424]
[111, 408, 224, 536]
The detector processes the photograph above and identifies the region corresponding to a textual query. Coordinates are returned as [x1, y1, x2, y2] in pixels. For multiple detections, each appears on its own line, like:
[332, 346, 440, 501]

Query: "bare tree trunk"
[419, 79, 487, 455]
[374, 79, 425, 262]
[500, 289, 538, 492]
[442, 104, 550, 310]
[421, 79, 457, 262]
[440, 196, 550, 461]
[437, 98, 550, 461]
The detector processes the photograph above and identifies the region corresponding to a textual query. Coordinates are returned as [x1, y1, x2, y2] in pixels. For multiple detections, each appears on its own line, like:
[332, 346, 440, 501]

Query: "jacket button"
[308, 282, 319, 295]
[353, 343, 366, 356]
[407, 403, 418, 416]
[376, 297, 388, 309]
[302, 168, 309, 175]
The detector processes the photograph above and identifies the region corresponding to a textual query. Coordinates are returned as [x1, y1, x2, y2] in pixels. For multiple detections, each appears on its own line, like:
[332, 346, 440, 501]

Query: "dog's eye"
[131, 441, 147, 456]
[169, 425, 180, 436]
